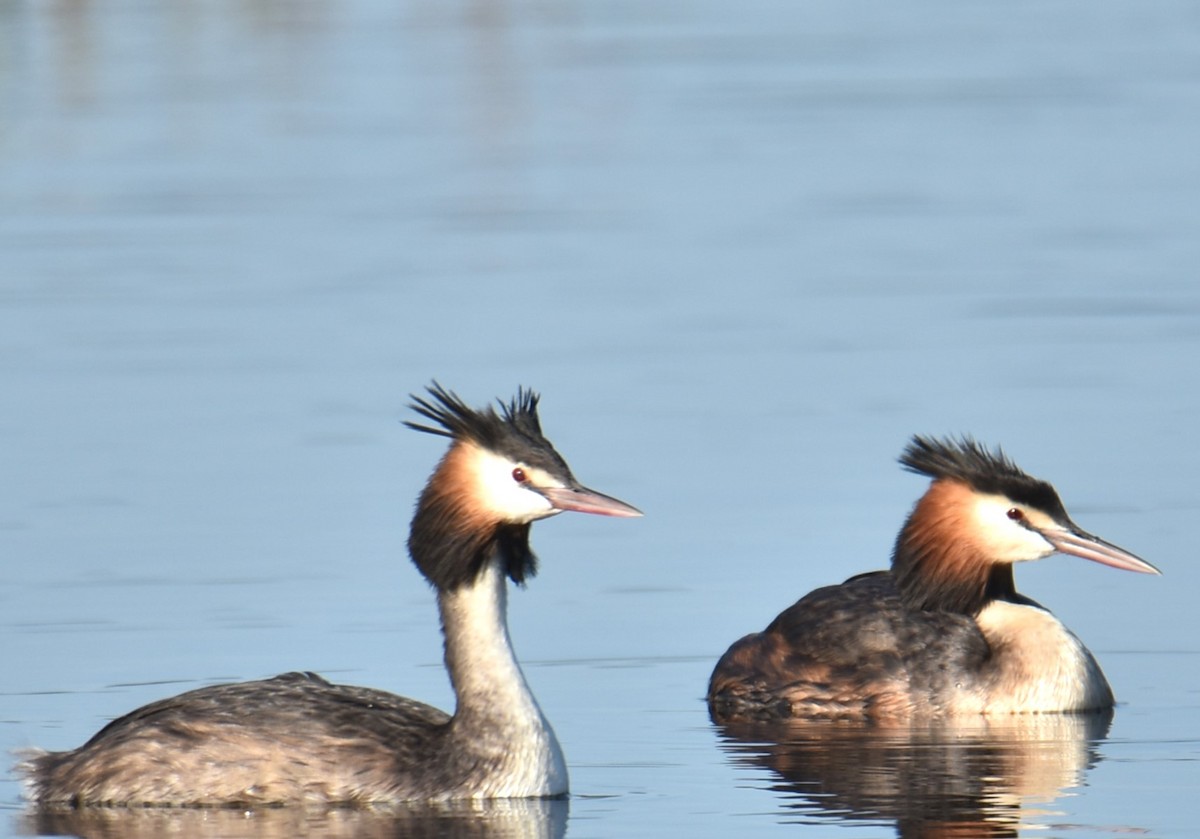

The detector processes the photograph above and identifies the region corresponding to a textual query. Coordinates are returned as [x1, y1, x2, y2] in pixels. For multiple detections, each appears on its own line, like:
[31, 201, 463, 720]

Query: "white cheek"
[974, 495, 1054, 563]
[471, 449, 557, 523]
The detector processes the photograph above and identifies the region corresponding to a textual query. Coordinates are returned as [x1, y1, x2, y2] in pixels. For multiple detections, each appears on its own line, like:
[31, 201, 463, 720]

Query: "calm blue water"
[3, 1, 1199, 836]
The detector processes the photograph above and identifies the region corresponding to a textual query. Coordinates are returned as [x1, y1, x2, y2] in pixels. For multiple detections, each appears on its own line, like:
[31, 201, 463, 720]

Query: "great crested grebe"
[708, 435, 1159, 722]
[20, 384, 641, 806]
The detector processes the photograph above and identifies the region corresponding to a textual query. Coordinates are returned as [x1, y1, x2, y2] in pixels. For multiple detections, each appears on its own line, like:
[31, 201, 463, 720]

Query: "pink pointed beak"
[1043, 526, 1161, 575]
[537, 485, 643, 518]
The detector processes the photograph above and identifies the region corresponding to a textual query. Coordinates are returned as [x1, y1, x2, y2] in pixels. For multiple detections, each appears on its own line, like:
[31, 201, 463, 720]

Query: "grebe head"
[893, 435, 1158, 613]
[405, 382, 642, 590]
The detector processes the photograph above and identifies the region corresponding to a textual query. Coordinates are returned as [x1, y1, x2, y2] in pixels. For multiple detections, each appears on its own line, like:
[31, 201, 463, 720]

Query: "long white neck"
[437, 558, 568, 798]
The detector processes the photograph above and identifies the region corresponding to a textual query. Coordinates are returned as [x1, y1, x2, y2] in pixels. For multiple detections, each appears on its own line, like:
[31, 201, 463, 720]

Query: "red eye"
[1007, 508, 1024, 521]
[512, 467, 527, 483]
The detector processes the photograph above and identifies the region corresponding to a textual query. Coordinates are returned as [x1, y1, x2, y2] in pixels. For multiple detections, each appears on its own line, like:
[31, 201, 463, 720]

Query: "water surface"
[3, 1, 1199, 836]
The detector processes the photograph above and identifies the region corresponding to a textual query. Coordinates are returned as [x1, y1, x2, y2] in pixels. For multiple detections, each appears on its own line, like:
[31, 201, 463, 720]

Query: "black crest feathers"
[900, 435, 1024, 485]
[405, 382, 542, 445]
[404, 382, 564, 475]
[899, 434, 1067, 523]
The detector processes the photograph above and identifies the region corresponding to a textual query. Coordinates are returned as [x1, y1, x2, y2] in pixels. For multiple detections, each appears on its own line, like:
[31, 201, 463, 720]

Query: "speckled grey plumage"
[20, 672, 462, 805]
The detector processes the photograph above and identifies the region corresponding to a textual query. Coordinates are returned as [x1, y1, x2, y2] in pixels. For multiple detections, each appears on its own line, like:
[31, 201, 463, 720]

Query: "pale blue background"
[2, 1, 1198, 836]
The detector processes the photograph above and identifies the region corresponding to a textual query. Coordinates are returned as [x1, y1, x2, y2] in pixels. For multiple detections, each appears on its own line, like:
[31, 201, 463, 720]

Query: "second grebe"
[19, 384, 641, 806]
[708, 435, 1159, 722]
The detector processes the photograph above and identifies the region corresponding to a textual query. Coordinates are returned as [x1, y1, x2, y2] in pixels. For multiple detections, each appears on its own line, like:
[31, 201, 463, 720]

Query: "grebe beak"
[1043, 525, 1161, 575]
[538, 485, 643, 518]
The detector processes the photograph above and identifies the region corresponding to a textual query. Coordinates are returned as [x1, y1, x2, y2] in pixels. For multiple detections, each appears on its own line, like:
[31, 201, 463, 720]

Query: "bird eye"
[1006, 508, 1024, 521]
[512, 467, 527, 484]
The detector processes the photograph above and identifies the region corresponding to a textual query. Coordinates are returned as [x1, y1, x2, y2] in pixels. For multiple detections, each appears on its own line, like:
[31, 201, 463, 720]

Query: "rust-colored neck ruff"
[891, 480, 1016, 615]
[408, 444, 536, 591]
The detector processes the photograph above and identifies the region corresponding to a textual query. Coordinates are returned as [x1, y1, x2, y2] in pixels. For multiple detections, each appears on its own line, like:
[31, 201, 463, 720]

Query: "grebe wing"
[70, 671, 449, 750]
[22, 672, 454, 805]
[710, 573, 990, 720]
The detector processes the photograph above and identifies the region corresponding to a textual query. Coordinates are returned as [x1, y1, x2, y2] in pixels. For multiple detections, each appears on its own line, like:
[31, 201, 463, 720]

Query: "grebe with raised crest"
[20, 383, 641, 806]
[708, 435, 1158, 722]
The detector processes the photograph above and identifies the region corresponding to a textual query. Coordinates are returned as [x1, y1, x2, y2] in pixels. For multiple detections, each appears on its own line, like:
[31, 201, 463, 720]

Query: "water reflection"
[714, 712, 1112, 837]
[18, 797, 567, 839]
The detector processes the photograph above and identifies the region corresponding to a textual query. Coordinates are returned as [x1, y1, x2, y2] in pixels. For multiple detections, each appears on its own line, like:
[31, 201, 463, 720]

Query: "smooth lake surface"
[3, 1, 1200, 837]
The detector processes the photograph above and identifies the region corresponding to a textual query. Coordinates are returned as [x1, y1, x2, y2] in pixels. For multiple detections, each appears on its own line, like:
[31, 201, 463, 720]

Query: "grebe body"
[20, 384, 641, 806]
[708, 436, 1158, 722]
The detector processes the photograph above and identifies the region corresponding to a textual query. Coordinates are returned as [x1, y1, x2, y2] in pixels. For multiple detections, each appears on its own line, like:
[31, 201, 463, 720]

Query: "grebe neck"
[892, 482, 1018, 615]
[436, 555, 567, 797]
[406, 446, 567, 797]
